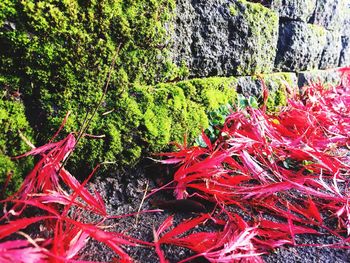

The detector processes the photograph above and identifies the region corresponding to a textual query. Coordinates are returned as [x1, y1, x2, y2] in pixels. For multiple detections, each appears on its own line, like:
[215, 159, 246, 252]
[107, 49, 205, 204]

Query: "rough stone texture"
[173, 0, 279, 77]
[275, 21, 327, 71]
[236, 77, 263, 98]
[339, 36, 350, 66]
[309, 0, 346, 31]
[319, 30, 342, 69]
[270, 0, 316, 22]
[236, 72, 298, 100]
[172, 0, 196, 70]
[297, 68, 342, 87]
[172, 0, 349, 77]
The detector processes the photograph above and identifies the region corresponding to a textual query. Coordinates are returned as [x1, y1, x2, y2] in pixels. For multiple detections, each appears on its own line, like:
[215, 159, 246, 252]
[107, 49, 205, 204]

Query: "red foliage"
[0, 129, 148, 262]
[1, 68, 350, 262]
[153, 68, 350, 261]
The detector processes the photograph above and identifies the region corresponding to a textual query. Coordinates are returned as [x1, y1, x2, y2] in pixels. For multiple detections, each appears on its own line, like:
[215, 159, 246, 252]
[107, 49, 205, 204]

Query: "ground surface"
[79, 164, 350, 263]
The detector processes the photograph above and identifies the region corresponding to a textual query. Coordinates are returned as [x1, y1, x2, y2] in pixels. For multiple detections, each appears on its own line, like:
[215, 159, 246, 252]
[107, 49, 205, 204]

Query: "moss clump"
[0, 88, 34, 196]
[232, 0, 279, 75]
[81, 77, 238, 170]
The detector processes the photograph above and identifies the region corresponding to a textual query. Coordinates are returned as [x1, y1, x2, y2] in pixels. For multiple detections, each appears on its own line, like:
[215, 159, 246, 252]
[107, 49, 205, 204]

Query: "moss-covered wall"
[0, 0, 345, 192]
[74, 77, 238, 172]
[232, 0, 279, 75]
[0, 0, 181, 177]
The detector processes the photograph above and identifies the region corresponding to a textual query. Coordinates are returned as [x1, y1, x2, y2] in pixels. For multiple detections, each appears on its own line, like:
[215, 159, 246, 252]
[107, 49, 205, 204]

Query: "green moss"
[0, 1, 244, 176]
[229, 5, 238, 16]
[0, 92, 34, 196]
[0, 0, 185, 172]
[266, 86, 287, 112]
[233, 0, 279, 75]
[74, 77, 238, 169]
[131, 77, 237, 158]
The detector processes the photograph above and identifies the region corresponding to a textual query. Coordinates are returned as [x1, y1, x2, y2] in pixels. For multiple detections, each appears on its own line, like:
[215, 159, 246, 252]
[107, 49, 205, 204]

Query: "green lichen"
[229, 5, 238, 16]
[233, 0, 279, 75]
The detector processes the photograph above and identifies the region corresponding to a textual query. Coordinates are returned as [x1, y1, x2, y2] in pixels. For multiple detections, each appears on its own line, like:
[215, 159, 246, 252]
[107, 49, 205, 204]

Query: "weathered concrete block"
[270, 0, 316, 22]
[172, 0, 196, 69]
[236, 77, 262, 98]
[236, 72, 298, 99]
[172, 0, 279, 78]
[319, 30, 342, 69]
[310, 0, 346, 31]
[339, 36, 350, 66]
[275, 21, 327, 71]
[297, 68, 342, 87]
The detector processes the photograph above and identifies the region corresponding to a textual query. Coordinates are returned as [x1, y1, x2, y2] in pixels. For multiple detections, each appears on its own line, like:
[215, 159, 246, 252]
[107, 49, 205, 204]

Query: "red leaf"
[0, 216, 54, 239]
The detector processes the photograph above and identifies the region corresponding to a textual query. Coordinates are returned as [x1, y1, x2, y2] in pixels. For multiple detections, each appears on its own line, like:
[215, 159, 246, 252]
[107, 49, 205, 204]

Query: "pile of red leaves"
[1, 68, 350, 263]
[153, 68, 350, 262]
[0, 116, 153, 262]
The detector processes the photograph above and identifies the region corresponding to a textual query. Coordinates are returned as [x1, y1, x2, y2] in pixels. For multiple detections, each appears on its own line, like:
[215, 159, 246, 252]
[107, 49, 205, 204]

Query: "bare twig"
[60, 43, 123, 168]
[18, 129, 36, 149]
[135, 180, 149, 226]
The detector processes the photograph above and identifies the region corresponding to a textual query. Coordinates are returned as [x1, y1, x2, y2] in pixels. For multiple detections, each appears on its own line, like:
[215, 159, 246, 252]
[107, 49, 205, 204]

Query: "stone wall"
[173, 0, 350, 78]
[0, 0, 348, 178]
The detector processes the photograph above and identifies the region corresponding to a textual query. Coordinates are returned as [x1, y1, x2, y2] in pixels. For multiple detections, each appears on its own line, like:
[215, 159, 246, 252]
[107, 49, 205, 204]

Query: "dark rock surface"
[172, 0, 196, 71]
[342, 2, 350, 37]
[236, 76, 264, 98]
[236, 72, 298, 99]
[339, 36, 350, 67]
[319, 30, 342, 69]
[275, 21, 327, 71]
[270, 0, 316, 22]
[172, 0, 349, 77]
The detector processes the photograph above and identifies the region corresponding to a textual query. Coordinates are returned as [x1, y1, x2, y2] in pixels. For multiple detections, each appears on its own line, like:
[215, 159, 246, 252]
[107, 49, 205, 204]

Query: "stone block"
[297, 68, 342, 87]
[270, 0, 316, 22]
[310, 0, 346, 31]
[275, 21, 327, 71]
[236, 72, 298, 99]
[172, 0, 279, 78]
[342, 2, 350, 37]
[236, 76, 262, 98]
[319, 30, 342, 69]
[172, 0, 196, 68]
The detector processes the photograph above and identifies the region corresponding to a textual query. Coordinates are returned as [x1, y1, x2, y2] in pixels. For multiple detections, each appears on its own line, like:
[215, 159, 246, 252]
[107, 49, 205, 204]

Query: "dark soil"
[79, 162, 350, 263]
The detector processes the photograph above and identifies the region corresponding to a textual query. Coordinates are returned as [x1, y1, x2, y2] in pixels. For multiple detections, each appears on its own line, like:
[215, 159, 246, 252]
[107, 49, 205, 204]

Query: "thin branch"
[135, 180, 150, 226]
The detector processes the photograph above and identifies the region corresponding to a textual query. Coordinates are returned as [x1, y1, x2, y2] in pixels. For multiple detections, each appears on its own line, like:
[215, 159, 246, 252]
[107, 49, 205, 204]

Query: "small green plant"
[237, 94, 259, 109]
[196, 94, 259, 147]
